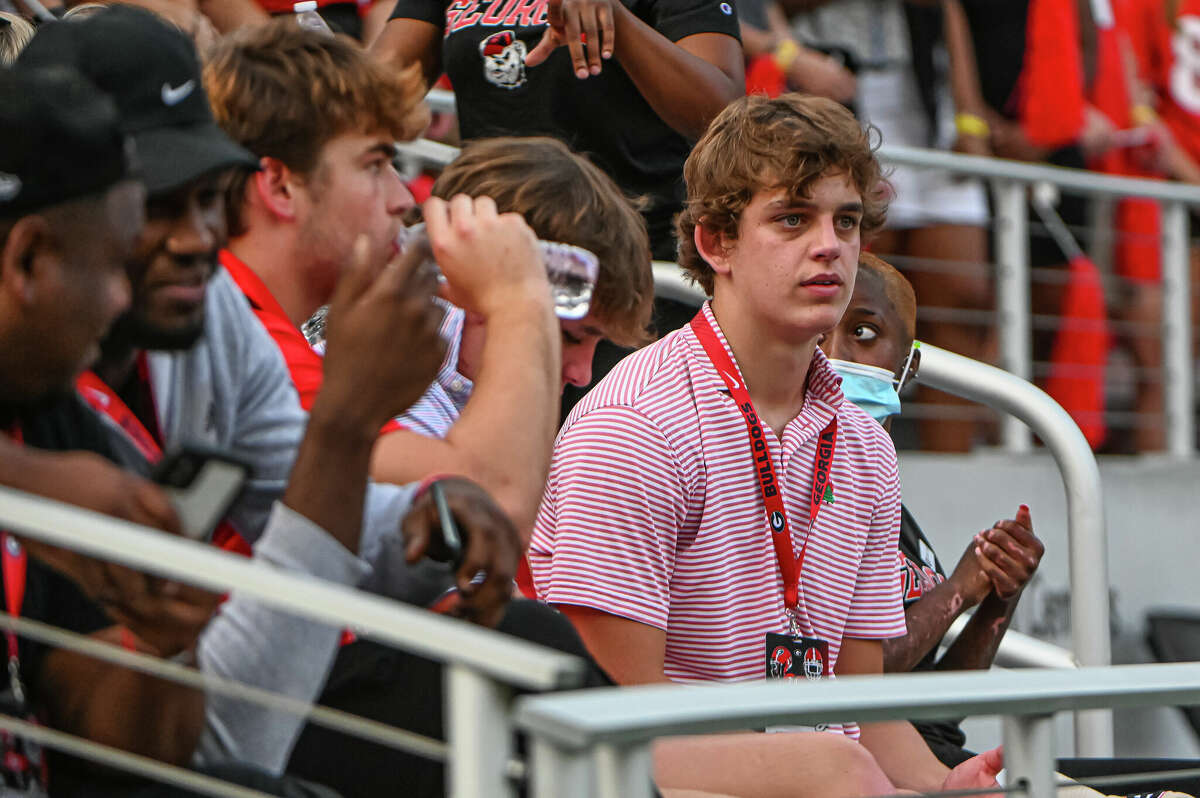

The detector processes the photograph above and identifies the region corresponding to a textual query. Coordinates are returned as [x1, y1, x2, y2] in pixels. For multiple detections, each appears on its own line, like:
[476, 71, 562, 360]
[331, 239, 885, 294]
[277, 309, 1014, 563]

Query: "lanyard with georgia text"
[689, 311, 837, 625]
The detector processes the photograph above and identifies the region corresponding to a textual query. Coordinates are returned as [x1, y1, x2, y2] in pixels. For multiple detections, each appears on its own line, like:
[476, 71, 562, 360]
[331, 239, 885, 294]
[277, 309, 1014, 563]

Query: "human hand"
[943, 746, 1003, 798]
[12, 452, 220, 656]
[402, 477, 519, 628]
[989, 115, 1049, 162]
[947, 536, 993, 609]
[788, 47, 856, 104]
[973, 504, 1043, 600]
[319, 234, 446, 428]
[1080, 105, 1117, 160]
[423, 194, 550, 319]
[93, 578, 221, 658]
[953, 132, 993, 158]
[524, 0, 615, 78]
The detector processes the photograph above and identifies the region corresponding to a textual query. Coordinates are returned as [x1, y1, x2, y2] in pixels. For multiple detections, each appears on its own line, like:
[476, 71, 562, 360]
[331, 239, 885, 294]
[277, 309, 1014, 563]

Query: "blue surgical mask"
[828, 359, 901, 424]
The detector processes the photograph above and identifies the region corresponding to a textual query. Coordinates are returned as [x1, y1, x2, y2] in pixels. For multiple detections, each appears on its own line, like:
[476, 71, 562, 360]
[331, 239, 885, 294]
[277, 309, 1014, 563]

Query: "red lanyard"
[1, 428, 26, 686]
[690, 311, 837, 614]
[76, 357, 162, 463]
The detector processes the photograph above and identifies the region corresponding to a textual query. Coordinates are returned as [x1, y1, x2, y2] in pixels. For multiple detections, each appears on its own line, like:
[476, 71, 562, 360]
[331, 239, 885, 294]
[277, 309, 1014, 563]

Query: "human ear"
[694, 219, 733, 277]
[253, 157, 298, 222]
[0, 215, 52, 305]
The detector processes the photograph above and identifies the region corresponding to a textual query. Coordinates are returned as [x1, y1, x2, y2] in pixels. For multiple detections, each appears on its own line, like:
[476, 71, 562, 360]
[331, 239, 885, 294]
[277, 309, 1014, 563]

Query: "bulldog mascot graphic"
[480, 30, 527, 89]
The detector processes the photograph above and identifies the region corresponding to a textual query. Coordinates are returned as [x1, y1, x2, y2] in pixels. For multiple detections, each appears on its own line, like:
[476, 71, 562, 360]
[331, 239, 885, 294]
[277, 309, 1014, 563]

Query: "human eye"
[852, 324, 878, 341]
[779, 212, 807, 228]
[562, 329, 582, 346]
[836, 213, 861, 230]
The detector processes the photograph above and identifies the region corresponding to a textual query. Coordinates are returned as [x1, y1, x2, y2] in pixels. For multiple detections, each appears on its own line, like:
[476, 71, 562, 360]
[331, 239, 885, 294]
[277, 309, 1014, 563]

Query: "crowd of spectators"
[0, 0, 1198, 796]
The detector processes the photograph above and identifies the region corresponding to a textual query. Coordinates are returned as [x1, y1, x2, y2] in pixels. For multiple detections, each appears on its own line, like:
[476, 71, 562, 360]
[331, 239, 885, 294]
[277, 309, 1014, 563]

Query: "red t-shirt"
[220, 250, 405, 436]
[1135, 0, 1200, 163]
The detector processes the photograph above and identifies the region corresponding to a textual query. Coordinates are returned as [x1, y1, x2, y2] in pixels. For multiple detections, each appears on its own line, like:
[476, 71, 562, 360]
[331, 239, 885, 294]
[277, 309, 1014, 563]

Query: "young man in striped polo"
[529, 93, 1005, 795]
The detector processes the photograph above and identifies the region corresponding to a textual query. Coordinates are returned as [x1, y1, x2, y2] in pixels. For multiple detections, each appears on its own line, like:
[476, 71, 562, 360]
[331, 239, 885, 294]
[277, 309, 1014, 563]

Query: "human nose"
[167, 199, 219, 254]
[810, 216, 842, 262]
[560, 344, 596, 391]
[387, 166, 416, 216]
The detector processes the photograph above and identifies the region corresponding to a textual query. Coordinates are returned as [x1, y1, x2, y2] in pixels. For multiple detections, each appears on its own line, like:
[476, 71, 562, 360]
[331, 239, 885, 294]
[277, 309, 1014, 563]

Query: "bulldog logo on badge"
[803, 646, 824, 680]
[480, 30, 527, 89]
[769, 645, 793, 678]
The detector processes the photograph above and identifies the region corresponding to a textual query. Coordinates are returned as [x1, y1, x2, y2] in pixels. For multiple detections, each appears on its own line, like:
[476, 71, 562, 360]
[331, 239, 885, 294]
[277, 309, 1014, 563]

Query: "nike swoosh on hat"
[161, 79, 195, 106]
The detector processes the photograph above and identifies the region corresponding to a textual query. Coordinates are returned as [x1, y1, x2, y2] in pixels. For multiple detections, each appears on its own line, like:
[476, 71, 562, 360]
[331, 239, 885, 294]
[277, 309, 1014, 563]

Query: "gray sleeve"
[192, 501, 372, 773]
[219, 281, 308, 546]
[356, 480, 455, 606]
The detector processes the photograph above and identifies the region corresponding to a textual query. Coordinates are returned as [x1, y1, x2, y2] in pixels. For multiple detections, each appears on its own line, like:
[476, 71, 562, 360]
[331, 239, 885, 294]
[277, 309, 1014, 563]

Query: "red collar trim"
[219, 249, 293, 327]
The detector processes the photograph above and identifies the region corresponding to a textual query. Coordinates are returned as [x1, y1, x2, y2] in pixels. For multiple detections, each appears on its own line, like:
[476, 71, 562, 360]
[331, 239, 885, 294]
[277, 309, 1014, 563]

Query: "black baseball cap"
[19, 6, 257, 196]
[0, 65, 137, 216]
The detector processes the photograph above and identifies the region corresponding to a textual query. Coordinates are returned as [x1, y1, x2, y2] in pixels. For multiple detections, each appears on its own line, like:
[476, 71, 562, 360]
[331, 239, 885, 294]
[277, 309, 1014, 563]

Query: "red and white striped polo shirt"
[529, 303, 905, 736]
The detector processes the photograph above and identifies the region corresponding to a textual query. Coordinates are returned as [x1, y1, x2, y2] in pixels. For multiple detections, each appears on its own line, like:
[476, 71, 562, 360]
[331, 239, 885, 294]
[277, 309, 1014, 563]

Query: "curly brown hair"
[203, 20, 428, 236]
[429, 137, 654, 347]
[676, 93, 889, 295]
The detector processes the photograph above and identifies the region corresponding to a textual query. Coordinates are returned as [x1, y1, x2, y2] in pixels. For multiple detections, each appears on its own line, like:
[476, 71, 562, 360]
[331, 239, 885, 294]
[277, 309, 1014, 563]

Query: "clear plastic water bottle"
[394, 224, 599, 321]
[300, 226, 600, 348]
[293, 0, 333, 35]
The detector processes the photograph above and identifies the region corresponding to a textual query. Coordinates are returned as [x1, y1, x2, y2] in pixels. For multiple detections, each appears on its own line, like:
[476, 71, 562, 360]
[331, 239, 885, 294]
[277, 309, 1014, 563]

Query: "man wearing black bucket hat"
[19, 5, 520, 781]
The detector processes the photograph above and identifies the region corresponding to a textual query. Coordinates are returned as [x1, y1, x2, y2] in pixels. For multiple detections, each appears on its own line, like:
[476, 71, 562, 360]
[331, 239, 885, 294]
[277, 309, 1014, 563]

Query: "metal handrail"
[916, 343, 1112, 757]
[398, 113, 1197, 457]
[944, 616, 1078, 671]
[409, 95, 1200, 205]
[0, 487, 586, 797]
[512, 663, 1200, 798]
[515, 662, 1198, 747]
[0, 486, 584, 692]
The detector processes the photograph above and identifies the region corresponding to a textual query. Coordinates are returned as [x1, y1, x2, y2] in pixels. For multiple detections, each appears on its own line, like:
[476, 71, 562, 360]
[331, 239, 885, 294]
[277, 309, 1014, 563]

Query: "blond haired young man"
[375, 135, 654, 538]
[530, 93, 1004, 796]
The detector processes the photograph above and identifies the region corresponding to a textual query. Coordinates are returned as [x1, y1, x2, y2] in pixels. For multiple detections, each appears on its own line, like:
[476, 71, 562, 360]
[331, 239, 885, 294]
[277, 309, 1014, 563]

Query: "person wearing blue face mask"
[819, 254, 1200, 798]
[821, 252, 1044, 763]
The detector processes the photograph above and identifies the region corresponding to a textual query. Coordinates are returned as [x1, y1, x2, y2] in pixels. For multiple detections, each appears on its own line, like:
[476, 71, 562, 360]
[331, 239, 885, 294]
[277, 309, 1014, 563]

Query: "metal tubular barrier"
[398, 120, 1200, 456]
[513, 663, 1200, 798]
[943, 616, 1077, 670]
[1161, 201, 1196, 458]
[0, 487, 584, 691]
[993, 179, 1034, 453]
[0, 486, 587, 796]
[904, 343, 1113, 756]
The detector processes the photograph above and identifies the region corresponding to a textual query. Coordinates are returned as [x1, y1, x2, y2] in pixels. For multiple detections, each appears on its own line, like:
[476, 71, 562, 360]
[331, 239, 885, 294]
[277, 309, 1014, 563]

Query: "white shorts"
[858, 66, 991, 230]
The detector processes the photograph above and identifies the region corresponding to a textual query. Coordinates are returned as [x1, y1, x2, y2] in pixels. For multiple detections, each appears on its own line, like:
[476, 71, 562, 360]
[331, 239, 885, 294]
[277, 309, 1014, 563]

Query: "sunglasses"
[893, 340, 920, 392]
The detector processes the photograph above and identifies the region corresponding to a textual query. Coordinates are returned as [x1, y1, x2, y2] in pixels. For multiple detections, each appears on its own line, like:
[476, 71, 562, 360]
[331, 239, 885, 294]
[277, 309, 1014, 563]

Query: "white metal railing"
[512, 662, 1200, 798]
[0, 486, 586, 797]
[401, 99, 1200, 458]
[915, 344, 1111, 757]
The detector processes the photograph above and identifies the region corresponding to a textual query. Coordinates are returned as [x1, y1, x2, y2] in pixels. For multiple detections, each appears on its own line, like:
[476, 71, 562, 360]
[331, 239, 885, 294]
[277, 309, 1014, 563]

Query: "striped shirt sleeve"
[842, 438, 907, 639]
[529, 405, 688, 631]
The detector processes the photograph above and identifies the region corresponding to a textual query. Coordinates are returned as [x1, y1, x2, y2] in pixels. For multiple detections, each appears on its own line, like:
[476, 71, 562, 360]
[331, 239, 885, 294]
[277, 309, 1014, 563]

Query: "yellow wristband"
[773, 39, 800, 72]
[955, 112, 991, 139]
[1132, 104, 1158, 126]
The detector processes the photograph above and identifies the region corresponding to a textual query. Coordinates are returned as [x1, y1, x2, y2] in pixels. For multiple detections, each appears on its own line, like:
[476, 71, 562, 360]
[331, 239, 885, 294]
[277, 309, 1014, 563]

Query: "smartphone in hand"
[153, 445, 251, 541]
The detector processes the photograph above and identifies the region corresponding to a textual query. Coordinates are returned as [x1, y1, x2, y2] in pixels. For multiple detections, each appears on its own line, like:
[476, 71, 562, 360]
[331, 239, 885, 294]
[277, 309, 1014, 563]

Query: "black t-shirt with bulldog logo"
[390, 0, 740, 259]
